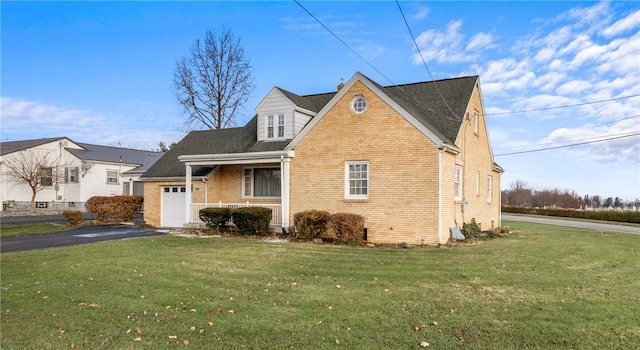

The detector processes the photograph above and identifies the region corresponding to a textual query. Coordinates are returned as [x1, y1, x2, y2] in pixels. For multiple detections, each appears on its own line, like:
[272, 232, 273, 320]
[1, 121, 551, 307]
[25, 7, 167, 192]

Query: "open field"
[1, 221, 639, 349]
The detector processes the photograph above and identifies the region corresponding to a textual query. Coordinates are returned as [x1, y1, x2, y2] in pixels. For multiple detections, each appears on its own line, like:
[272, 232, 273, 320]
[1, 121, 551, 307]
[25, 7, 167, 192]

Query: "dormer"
[255, 87, 319, 142]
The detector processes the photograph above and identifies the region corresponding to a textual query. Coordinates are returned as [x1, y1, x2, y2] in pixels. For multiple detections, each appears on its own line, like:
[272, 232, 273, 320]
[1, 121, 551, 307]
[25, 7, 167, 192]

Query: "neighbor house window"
[40, 167, 53, 187]
[487, 175, 493, 203]
[278, 114, 285, 138]
[65, 167, 79, 183]
[454, 165, 463, 200]
[107, 170, 119, 184]
[345, 161, 369, 199]
[243, 167, 281, 198]
[267, 115, 274, 138]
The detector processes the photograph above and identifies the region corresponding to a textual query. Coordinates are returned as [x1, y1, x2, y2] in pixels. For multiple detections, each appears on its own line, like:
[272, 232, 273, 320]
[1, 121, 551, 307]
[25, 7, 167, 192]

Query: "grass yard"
[1, 221, 639, 349]
[0, 222, 72, 238]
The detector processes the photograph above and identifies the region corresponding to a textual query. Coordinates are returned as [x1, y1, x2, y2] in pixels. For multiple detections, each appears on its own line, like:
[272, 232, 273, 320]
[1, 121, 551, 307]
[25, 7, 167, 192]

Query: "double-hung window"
[267, 115, 274, 138]
[345, 161, 369, 199]
[277, 114, 285, 138]
[454, 165, 463, 200]
[243, 167, 281, 198]
[107, 170, 119, 184]
[487, 175, 493, 203]
[40, 167, 53, 187]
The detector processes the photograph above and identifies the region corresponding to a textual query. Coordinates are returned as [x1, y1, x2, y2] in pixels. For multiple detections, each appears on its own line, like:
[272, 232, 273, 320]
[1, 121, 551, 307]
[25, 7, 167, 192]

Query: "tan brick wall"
[290, 81, 441, 245]
[448, 84, 502, 232]
[207, 164, 281, 205]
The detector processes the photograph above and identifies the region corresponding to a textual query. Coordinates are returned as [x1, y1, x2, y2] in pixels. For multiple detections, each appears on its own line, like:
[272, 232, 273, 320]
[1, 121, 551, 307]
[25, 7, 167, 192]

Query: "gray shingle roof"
[0, 137, 68, 156]
[142, 116, 289, 178]
[143, 74, 479, 179]
[69, 143, 162, 166]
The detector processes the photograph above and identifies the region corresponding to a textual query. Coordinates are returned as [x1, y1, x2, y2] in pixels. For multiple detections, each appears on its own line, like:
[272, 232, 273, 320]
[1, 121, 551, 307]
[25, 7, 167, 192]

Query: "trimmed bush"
[63, 210, 83, 226]
[330, 212, 366, 244]
[461, 218, 482, 240]
[293, 210, 331, 241]
[199, 207, 231, 230]
[231, 207, 272, 236]
[85, 195, 143, 223]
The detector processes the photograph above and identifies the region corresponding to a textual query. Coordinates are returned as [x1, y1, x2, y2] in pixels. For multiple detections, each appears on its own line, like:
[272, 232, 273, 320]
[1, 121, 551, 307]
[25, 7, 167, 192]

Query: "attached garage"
[161, 186, 186, 227]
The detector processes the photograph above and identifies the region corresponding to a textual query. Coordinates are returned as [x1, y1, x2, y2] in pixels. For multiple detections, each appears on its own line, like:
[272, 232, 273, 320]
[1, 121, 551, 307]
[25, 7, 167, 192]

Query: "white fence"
[190, 202, 282, 226]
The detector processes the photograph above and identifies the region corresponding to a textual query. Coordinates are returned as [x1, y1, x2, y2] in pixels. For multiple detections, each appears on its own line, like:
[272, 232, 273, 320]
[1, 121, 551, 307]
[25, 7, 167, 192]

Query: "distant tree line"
[501, 180, 640, 210]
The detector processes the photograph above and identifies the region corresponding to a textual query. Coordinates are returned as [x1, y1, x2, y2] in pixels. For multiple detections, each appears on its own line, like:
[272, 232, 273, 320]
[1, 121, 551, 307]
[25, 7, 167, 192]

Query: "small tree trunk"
[30, 187, 37, 214]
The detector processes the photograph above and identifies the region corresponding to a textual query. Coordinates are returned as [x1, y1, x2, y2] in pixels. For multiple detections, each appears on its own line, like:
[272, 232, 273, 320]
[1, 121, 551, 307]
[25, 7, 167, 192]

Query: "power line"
[493, 115, 640, 152]
[293, 0, 401, 90]
[485, 94, 640, 116]
[494, 132, 640, 156]
[395, 0, 460, 121]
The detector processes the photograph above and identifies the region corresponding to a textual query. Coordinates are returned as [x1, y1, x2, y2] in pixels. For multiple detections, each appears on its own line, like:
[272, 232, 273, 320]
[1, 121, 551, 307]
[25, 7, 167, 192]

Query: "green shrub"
[85, 195, 143, 223]
[330, 213, 366, 244]
[502, 205, 640, 224]
[293, 210, 331, 240]
[231, 207, 272, 236]
[199, 207, 231, 230]
[461, 218, 482, 240]
[63, 210, 83, 226]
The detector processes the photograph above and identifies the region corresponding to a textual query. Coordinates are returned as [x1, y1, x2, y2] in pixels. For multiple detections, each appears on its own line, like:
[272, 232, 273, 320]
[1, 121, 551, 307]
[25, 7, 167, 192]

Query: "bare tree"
[2, 148, 67, 213]
[172, 27, 255, 130]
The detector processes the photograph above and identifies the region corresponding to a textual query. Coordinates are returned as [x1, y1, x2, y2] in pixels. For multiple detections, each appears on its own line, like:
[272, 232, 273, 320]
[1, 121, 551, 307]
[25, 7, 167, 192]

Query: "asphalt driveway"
[1, 224, 167, 253]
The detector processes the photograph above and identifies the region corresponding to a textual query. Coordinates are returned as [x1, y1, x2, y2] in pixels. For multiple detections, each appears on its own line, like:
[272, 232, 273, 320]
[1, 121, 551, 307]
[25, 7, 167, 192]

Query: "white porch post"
[281, 156, 291, 228]
[185, 164, 192, 225]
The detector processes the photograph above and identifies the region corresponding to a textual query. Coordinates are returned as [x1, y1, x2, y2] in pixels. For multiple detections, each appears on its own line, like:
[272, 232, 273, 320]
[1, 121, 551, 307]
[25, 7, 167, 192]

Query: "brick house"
[141, 72, 503, 245]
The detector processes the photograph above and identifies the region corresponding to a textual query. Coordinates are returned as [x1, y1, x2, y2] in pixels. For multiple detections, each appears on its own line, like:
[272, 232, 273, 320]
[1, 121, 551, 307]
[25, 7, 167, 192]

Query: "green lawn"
[0, 222, 72, 238]
[1, 221, 639, 349]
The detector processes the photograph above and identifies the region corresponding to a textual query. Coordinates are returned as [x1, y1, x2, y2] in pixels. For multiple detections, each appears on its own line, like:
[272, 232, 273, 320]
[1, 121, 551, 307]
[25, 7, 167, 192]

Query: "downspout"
[438, 147, 443, 245]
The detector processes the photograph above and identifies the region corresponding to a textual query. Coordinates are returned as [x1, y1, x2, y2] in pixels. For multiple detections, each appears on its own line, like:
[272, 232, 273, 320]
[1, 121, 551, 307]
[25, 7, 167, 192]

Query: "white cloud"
[411, 7, 429, 21]
[412, 20, 493, 64]
[602, 9, 640, 37]
[466, 33, 495, 51]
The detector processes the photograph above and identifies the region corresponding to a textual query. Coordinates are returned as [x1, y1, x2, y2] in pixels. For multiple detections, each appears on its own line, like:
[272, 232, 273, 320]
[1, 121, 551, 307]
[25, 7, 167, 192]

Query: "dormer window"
[278, 114, 285, 138]
[267, 114, 285, 139]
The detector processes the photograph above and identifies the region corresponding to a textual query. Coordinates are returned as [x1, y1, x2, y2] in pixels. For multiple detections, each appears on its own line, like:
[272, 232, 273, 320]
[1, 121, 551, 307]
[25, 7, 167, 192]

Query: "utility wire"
[494, 132, 640, 156]
[293, 0, 402, 91]
[395, 0, 460, 121]
[485, 94, 640, 116]
[493, 115, 640, 152]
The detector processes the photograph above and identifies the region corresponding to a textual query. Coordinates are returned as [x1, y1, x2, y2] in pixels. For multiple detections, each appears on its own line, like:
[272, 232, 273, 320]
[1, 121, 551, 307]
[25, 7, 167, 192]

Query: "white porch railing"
[190, 202, 282, 226]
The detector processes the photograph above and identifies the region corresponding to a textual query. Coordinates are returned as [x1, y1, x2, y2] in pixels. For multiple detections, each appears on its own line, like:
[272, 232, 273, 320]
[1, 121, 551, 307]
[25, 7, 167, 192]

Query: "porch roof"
[142, 116, 290, 178]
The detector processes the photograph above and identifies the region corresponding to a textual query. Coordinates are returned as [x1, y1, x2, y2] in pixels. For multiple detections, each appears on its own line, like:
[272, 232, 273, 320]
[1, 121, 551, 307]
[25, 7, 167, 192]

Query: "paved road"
[1, 224, 167, 253]
[503, 214, 640, 235]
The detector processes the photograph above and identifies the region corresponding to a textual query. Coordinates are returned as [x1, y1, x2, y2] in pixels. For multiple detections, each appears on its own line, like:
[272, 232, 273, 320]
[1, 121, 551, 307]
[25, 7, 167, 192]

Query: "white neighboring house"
[0, 137, 162, 213]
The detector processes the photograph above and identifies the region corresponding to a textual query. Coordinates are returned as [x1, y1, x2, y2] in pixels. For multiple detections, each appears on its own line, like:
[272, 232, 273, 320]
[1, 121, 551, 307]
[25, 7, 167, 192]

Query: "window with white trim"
[473, 110, 479, 134]
[487, 175, 493, 203]
[454, 165, 463, 200]
[107, 170, 119, 185]
[476, 171, 480, 195]
[351, 95, 368, 114]
[39, 167, 53, 187]
[243, 167, 281, 198]
[267, 115, 274, 138]
[278, 114, 285, 138]
[345, 161, 369, 199]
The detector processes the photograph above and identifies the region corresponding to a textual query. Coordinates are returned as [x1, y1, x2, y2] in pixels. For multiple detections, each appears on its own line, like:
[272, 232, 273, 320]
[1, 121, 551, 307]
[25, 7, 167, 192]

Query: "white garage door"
[161, 186, 186, 227]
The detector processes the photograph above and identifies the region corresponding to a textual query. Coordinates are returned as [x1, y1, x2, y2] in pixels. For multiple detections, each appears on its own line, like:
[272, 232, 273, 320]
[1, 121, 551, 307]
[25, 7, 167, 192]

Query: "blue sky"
[2, 1, 639, 200]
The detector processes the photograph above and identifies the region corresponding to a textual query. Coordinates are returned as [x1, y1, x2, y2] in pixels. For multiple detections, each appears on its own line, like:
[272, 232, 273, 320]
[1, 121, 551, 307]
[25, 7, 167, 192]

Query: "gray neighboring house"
[0, 137, 162, 213]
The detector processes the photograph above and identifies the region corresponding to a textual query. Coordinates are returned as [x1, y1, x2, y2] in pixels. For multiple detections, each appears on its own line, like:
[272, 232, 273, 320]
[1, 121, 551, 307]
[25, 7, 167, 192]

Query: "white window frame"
[454, 165, 463, 200]
[40, 167, 53, 187]
[242, 167, 281, 199]
[106, 170, 119, 185]
[351, 95, 368, 114]
[345, 161, 369, 200]
[473, 110, 479, 135]
[487, 175, 493, 203]
[277, 114, 285, 138]
[267, 115, 274, 138]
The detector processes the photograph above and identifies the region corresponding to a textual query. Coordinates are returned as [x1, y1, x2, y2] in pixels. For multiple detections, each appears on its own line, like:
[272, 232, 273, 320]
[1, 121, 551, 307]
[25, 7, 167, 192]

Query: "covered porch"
[179, 150, 294, 229]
